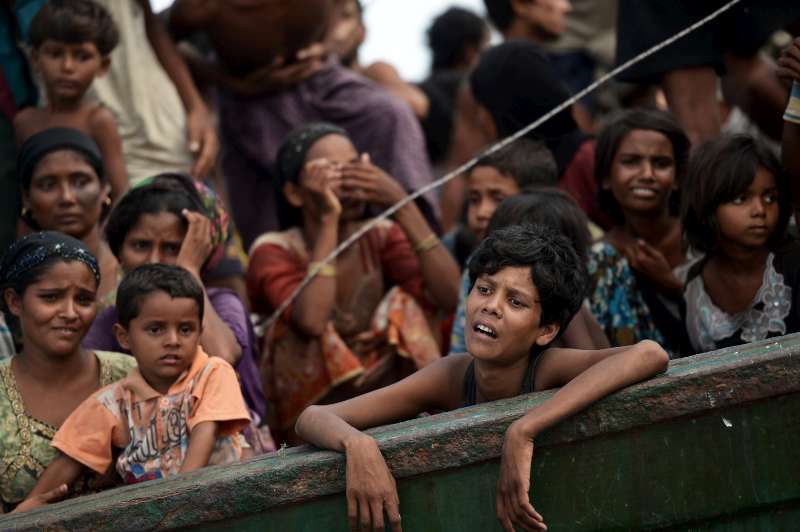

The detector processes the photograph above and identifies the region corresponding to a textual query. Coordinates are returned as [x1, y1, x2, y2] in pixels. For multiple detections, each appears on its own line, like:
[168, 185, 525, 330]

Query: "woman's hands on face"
[303, 158, 343, 220]
[177, 209, 213, 277]
[344, 435, 403, 532]
[340, 154, 408, 208]
[496, 420, 547, 532]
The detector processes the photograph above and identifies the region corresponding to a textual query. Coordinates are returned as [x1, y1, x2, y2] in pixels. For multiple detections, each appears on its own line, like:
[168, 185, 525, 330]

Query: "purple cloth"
[217, 61, 440, 247]
[83, 288, 267, 421]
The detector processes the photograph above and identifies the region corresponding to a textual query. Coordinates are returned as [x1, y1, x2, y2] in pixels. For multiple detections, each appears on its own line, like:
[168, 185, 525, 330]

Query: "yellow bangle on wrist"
[414, 234, 440, 254]
[308, 261, 337, 278]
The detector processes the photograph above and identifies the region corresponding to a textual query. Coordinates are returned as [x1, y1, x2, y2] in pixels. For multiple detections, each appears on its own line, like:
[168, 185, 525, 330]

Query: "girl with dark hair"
[588, 108, 692, 356]
[0, 232, 135, 511]
[17, 127, 118, 304]
[681, 134, 797, 354]
[247, 123, 460, 442]
[82, 173, 272, 452]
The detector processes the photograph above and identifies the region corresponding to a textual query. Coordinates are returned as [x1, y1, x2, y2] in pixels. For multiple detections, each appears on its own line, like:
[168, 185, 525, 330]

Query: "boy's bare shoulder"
[86, 103, 119, 137]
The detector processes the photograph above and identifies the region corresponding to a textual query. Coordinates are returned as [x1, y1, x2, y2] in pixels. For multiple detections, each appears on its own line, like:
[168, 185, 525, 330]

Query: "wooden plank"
[3, 335, 800, 531]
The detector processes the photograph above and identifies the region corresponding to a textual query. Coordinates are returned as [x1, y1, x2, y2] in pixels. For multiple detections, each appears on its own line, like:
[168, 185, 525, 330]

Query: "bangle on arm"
[308, 261, 337, 278]
[414, 234, 440, 254]
[785, 81, 800, 124]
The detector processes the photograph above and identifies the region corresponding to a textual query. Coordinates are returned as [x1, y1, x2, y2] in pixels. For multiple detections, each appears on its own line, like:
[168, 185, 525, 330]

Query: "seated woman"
[81, 173, 271, 452]
[589, 108, 693, 356]
[17, 127, 118, 305]
[0, 232, 135, 512]
[247, 123, 460, 441]
[296, 224, 669, 532]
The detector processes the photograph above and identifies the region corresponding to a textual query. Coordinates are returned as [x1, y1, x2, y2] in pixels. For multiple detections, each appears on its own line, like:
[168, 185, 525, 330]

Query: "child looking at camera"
[13, 0, 128, 200]
[17, 264, 250, 511]
[681, 134, 800, 354]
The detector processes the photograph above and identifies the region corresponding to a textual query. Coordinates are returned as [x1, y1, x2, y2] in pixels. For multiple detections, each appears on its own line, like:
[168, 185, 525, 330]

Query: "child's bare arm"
[296, 355, 465, 532]
[180, 421, 219, 474]
[494, 341, 669, 532]
[89, 107, 128, 201]
[14, 453, 84, 513]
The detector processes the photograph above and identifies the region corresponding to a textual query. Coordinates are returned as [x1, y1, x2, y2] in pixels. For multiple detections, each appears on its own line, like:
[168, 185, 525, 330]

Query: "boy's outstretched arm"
[296, 355, 466, 532]
[14, 453, 84, 513]
[496, 340, 669, 532]
[180, 421, 219, 473]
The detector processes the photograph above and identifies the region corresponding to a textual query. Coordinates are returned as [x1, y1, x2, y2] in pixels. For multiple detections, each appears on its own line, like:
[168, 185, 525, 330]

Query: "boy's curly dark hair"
[468, 224, 589, 335]
[29, 0, 119, 56]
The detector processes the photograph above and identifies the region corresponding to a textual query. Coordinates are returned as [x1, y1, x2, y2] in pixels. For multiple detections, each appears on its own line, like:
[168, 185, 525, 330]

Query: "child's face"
[26, 150, 108, 239]
[715, 166, 780, 251]
[467, 167, 520, 242]
[519, 0, 572, 39]
[604, 129, 676, 218]
[34, 40, 109, 101]
[465, 266, 558, 365]
[5, 261, 97, 358]
[119, 212, 187, 271]
[115, 291, 201, 394]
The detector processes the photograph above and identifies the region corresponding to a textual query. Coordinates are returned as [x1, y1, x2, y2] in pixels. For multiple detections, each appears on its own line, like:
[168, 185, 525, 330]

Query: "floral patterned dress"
[683, 243, 800, 354]
[0, 351, 136, 511]
[587, 241, 691, 356]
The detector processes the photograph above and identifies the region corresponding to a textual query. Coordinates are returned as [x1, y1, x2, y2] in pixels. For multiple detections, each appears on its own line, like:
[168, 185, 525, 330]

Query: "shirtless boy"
[13, 0, 128, 202]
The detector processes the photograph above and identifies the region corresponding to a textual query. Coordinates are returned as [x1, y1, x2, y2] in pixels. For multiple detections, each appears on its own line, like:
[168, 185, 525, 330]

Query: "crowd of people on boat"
[1, 0, 800, 530]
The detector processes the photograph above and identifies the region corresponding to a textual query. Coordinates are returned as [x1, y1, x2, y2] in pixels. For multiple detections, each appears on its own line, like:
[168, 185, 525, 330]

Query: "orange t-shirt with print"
[52, 349, 250, 484]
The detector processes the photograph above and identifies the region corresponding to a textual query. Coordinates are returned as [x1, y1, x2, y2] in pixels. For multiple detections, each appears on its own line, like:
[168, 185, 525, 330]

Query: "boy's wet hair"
[488, 188, 591, 262]
[483, 0, 514, 32]
[468, 223, 589, 334]
[681, 134, 790, 253]
[471, 138, 558, 190]
[29, 0, 119, 56]
[427, 7, 487, 71]
[595, 107, 690, 225]
[116, 264, 205, 329]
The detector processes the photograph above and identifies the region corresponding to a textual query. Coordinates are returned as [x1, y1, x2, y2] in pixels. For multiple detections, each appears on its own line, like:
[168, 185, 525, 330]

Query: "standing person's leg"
[0, 117, 20, 253]
[662, 66, 721, 145]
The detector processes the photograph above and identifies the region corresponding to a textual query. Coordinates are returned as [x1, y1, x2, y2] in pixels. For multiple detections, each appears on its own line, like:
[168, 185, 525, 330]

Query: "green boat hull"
[3, 335, 800, 531]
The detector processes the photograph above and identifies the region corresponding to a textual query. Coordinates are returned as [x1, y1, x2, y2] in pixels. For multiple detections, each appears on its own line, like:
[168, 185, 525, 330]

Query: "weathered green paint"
[3, 335, 800, 531]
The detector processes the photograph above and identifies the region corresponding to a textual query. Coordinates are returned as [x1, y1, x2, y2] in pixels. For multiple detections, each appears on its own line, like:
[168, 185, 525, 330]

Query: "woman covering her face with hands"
[247, 122, 461, 443]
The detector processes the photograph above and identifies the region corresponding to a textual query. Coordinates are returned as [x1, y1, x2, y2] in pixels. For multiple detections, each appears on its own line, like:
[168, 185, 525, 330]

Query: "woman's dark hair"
[468, 223, 588, 335]
[595, 107, 690, 225]
[116, 264, 205, 328]
[427, 7, 487, 71]
[472, 138, 558, 190]
[681, 134, 790, 253]
[488, 188, 591, 262]
[29, 0, 119, 55]
[105, 173, 206, 259]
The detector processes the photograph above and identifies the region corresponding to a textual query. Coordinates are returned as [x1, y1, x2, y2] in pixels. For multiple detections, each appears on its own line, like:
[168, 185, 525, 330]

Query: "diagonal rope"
[261, 0, 743, 330]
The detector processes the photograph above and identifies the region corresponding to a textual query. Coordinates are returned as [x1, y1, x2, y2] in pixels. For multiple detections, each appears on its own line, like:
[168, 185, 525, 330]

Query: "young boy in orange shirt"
[13, 0, 128, 201]
[17, 264, 250, 511]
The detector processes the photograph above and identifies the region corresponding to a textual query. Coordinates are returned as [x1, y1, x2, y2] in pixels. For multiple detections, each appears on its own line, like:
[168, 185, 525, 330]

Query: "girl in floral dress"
[588, 108, 693, 356]
[681, 134, 798, 354]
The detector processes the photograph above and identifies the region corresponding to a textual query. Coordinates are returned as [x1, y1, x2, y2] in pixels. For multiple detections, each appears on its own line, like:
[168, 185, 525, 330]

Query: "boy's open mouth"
[474, 323, 497, 339]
